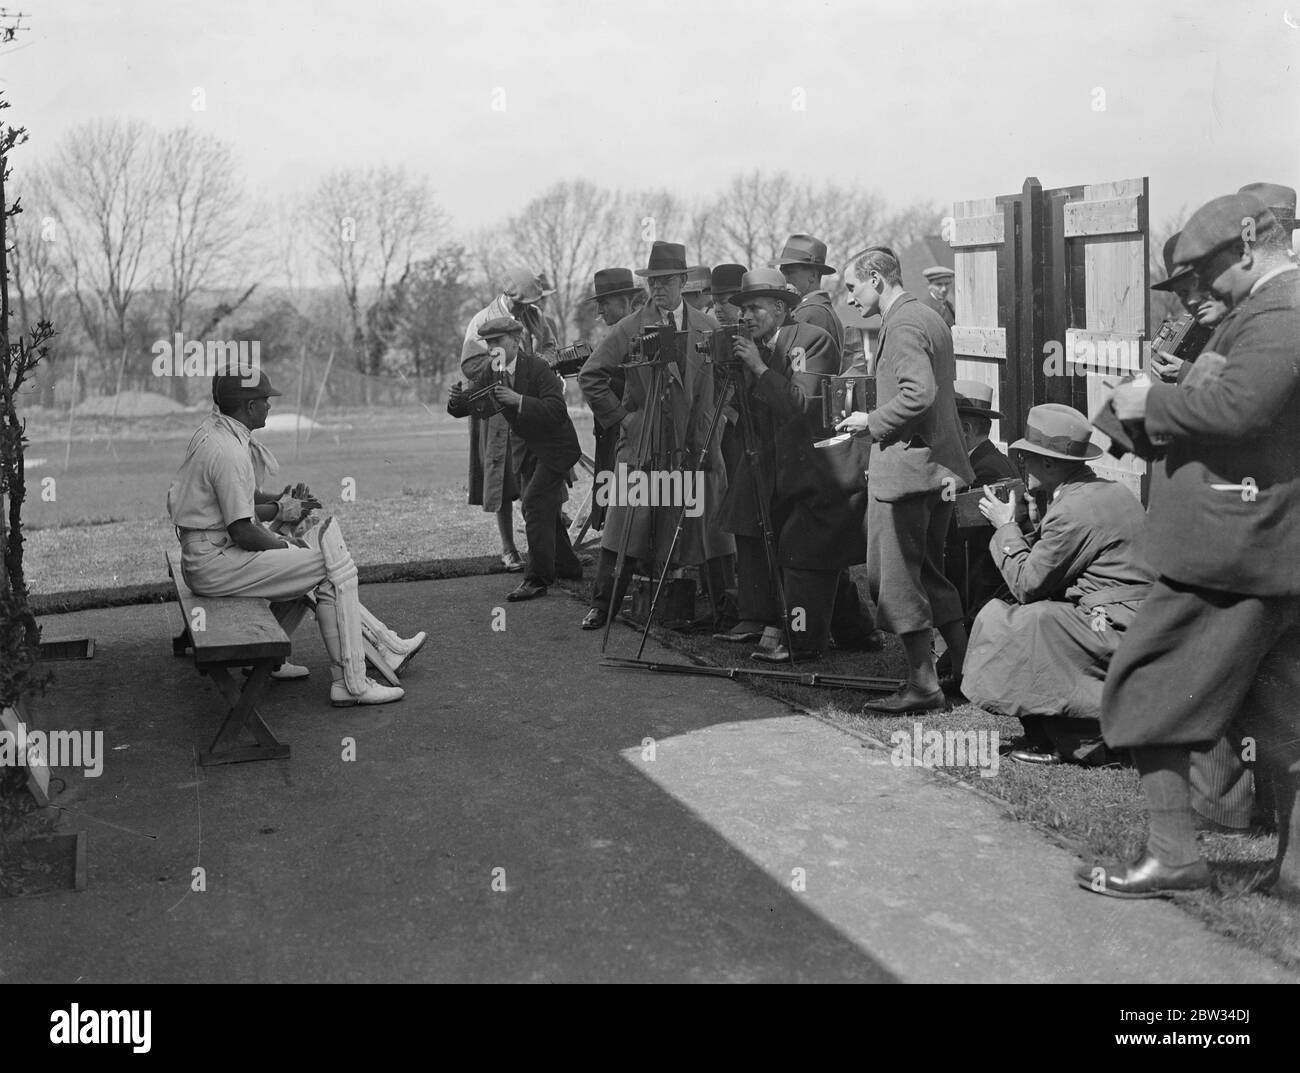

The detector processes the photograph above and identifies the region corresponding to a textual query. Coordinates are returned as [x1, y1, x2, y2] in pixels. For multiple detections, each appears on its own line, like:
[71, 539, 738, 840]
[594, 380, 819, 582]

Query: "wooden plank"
[1065, 328, 1144, 374]
[951, 325, 1007, 360]
[1063, 195, 1140, 237]
[949, 213, 1004, 248]
[166, 550, 290, 664]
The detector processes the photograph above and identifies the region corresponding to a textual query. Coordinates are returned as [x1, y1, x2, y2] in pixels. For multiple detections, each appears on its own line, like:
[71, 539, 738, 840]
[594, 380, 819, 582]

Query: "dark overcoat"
[578, 301, 734, 563]
[717, 320, 866, 570]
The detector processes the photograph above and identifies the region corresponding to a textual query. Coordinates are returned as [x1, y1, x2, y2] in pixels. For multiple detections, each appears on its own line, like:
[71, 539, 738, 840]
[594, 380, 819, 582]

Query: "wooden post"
[305, 348, 335, 445]
[63, 353, 78, 472]
[293, 342, 307, 462]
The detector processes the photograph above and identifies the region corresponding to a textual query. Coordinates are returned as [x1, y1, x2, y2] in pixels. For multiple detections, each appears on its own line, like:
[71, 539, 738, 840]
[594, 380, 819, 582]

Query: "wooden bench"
[167, 549, 291, 766]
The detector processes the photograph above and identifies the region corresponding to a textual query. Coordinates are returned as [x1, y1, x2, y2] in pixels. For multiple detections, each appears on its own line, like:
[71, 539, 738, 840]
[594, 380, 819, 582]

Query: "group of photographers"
[448, 188, 1299, 903]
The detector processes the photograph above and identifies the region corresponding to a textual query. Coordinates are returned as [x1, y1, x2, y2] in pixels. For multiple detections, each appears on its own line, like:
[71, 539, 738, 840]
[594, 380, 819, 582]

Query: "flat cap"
[922, 265, 954, 281]
[1173, 193, 1279, 267]
[709, 262, 748, 295]
[212, 367, 281, 402]
[477, 316, 525, 340]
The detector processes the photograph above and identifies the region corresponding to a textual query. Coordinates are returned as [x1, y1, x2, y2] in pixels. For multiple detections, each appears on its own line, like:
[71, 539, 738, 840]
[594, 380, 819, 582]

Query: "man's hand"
[978, 484, 1018, 528]
[835, 411, 872, 435]
[1150, 350, 1184, 383]
[1112, 375, 1152, 421]
[733, 336, 765, 374]
[492, 384, 523, 409]
[1024, 490, 1042, 529]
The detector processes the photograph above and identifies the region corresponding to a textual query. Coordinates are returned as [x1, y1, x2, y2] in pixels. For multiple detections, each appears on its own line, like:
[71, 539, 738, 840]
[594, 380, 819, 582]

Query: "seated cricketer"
[961, 404, 1154, 765]
[449, 316, 583, 602]
[168, 371, 423, 707]
[714, 269, 869, 662]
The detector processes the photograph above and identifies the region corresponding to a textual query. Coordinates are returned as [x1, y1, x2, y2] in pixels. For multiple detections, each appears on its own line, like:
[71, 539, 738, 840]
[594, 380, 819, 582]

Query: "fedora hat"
[583, 267, 642, 303]
[682, 265, 712, 294]
[772, 233, 835, 275]
[535, 271, 556, 297]
[503, 267, 544, 305]
[953, 379, 1003, 420]
[634, 241, 689, 278]
[922, 265, 954, 282]
[1010, 403, 1102, 461]
[1239, 182, 1298, 232]
[1151, 232, 1196, 292]
[710, 263, 748, 299]
[732, 268, 801, 308]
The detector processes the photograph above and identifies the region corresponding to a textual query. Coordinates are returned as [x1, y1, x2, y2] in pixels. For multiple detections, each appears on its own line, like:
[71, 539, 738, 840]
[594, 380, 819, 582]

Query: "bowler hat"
[682, 265, 712, 294]
[710, 263, 747, 298]
[1010, 403, 1102, 461]
[634, 241, 689, 278]
[732, 268, 801, 308]
[1173, 194, 1280, 268]
[1239, 182, 1298, 232]
[953, 379, 1003, 421]
[922, 266, 955, 282]
[535, 271, 556, 297]
[478, 316, 525, 340]
[212, 368, 281, 403]
[773, 234, 836, 275]
[503, 267, 544, 305]
[1151, 232, 1196, 292]
[583, 267, 642, 303]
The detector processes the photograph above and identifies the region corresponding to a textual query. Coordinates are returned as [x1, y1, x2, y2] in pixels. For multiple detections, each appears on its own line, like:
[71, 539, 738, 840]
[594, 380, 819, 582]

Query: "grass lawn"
[18, 403, 1300, 972]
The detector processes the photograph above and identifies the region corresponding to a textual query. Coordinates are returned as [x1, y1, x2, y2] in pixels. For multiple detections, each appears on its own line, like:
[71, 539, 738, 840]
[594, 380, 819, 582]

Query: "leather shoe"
[860, 686, 947, 714]
[507, 580, 547, 601]
[1075, 851, 1212, 899]
[750, 644, 820, 664]
[1007, 746, 1063, 766]
[580, 608, 606, 630]
[938, 672, 963, 696]
[501, 550, 524, 572]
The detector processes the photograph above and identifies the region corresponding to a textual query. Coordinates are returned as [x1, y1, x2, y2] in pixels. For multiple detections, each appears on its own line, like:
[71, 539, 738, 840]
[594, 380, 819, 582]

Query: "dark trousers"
[831, 571, 877, 644]
[590, 547, 636, 614]
[590, 423, 617, 530]
[737, 535, 872, 644]
[734, 534, 838, 653]
[522, 461, 581, 585]
[1190, 731, 1256, 829]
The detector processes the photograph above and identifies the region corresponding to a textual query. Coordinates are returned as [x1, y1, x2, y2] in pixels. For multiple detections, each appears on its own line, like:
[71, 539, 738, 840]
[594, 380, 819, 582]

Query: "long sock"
[1134, 746, 1200, 867]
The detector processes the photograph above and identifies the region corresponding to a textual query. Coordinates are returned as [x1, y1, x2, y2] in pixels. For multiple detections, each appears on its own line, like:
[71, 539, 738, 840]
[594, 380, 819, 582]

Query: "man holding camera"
[961, 404, 1153, 765]
[837, 246, 972, 712]
[1083, 193, 1300, 901]
[577, 241, 735, 632]
[450, 317, 583, 602]
[714, 269, 866, 662]
[461, 268, 558, 572]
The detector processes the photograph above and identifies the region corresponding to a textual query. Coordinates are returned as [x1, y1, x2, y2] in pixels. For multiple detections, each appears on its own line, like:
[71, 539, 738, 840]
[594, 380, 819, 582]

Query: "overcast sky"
[3, 0, 1298, 237]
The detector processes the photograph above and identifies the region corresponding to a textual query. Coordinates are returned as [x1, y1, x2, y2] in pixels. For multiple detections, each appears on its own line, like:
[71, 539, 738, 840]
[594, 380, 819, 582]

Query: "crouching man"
[961, 404, 1154, 764]
[168, 371, 421, 707]
[449, 316, 583, 601]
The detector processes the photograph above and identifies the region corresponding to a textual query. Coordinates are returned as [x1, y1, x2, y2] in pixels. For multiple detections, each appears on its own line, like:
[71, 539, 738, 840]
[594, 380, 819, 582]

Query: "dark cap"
[1151, 232, 1196, 292]
[1173, 193, 1280, 268]
[212, 367, 281, 403]
[1238, 182, 1298, 232]
[477, 316, 525, 340]
[710, 263, 748, 297]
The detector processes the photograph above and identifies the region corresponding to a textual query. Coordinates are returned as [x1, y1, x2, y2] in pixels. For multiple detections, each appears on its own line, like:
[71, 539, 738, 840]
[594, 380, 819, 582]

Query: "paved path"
[3, 575, 1293, 983]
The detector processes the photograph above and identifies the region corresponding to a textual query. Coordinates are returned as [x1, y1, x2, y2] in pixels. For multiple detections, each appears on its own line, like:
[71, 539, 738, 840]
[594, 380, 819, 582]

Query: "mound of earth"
[74, 390, 188, 417]
[260, 412, 323, 433]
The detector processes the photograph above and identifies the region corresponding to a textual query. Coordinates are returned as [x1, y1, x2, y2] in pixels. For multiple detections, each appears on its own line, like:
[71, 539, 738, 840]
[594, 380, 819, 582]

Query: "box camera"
[466, 383, 503, 419]
[552, 341, 592, 378]
[820, 374, 877, 434]
[953, 477, 1027, 529]
[695, 324, 747, 367]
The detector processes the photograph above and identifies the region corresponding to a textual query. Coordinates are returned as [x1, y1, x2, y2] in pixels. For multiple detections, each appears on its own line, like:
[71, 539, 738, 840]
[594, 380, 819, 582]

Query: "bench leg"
[172, 627, 192, 657]
[201, 662, 291, 766]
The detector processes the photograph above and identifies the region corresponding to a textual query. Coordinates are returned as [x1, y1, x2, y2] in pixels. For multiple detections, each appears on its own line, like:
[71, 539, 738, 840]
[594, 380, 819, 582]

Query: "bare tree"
[48, 118, 162, 395]
[304, 166, 446, 392]
[156, 126, 250, 397]
[506, 180, 620, 342]
[9, 163, 60, 404]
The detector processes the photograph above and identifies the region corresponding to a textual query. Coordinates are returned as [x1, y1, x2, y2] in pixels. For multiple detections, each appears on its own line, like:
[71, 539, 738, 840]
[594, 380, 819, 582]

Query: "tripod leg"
[635, 371, 735, 659]
[735, 383, 798, 662]
[601, 365, 664, 654]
